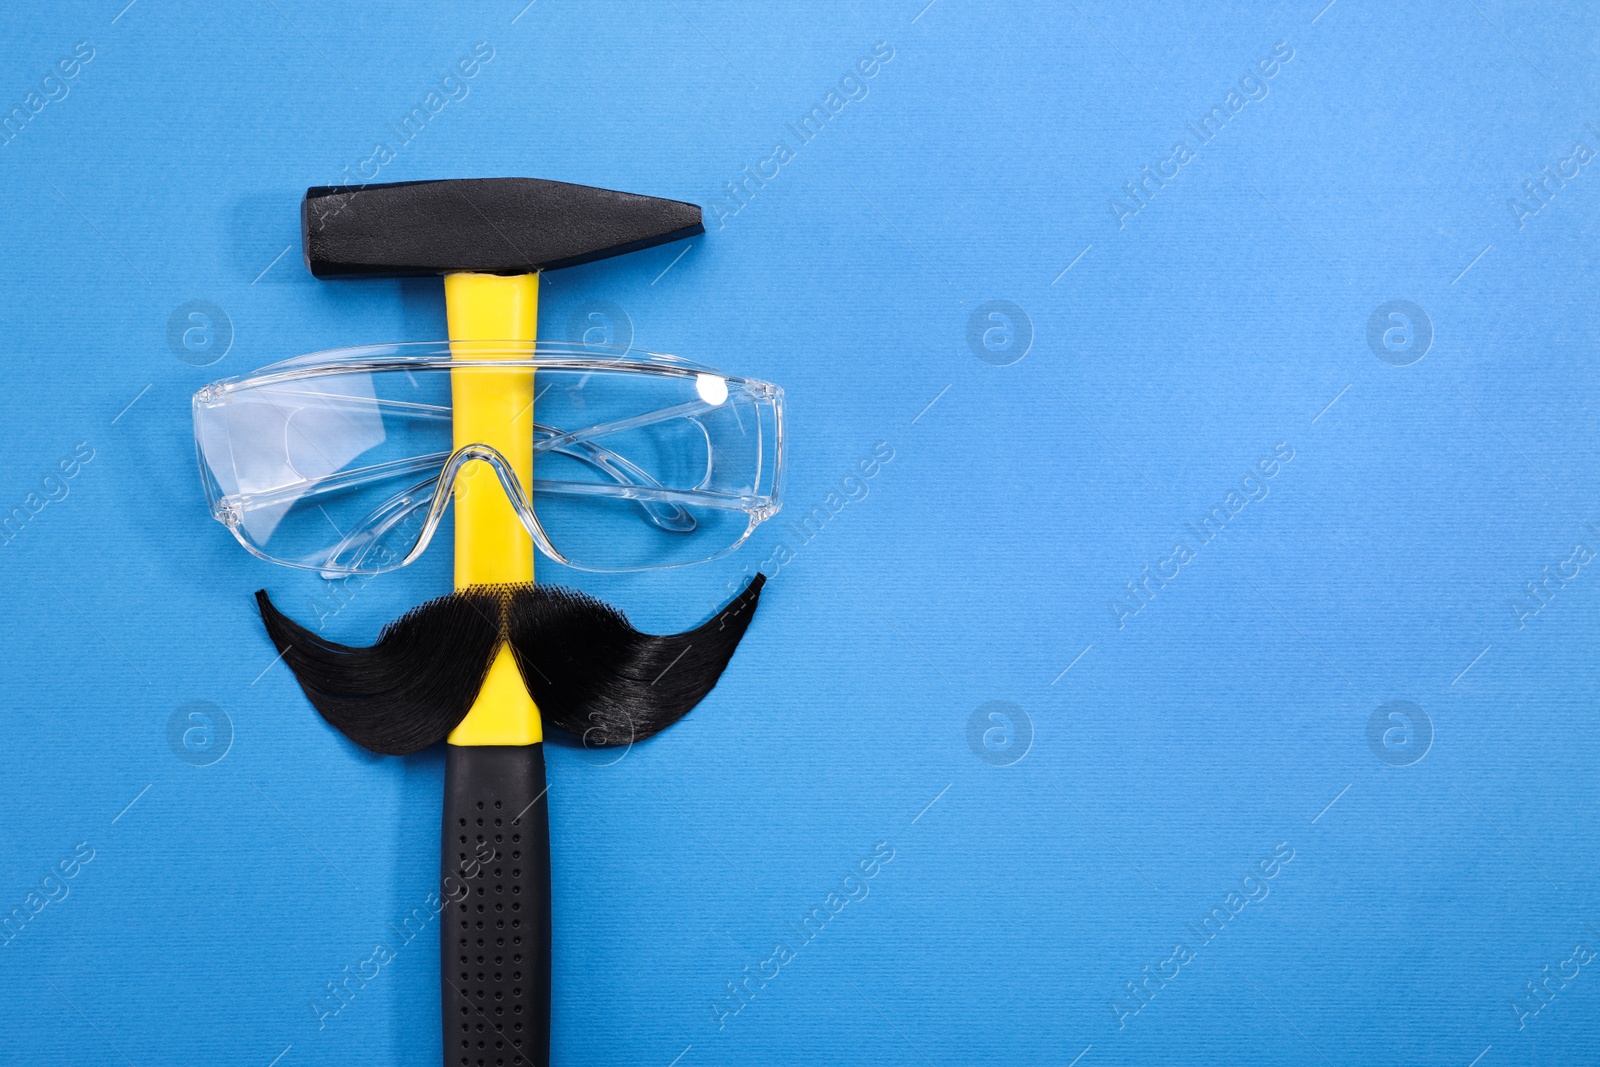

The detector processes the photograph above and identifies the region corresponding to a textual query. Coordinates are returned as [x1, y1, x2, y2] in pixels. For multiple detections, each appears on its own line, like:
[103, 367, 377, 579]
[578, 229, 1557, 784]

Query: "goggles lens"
[194, 343, 784, 574]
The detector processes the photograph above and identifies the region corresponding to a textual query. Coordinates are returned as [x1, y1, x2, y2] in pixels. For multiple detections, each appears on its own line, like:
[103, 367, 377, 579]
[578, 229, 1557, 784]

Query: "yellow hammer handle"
[444, 271, 542, 746]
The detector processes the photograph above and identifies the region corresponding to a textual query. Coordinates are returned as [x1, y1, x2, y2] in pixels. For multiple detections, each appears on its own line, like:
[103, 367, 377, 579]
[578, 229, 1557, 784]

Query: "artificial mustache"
[256, 575, 764, 755]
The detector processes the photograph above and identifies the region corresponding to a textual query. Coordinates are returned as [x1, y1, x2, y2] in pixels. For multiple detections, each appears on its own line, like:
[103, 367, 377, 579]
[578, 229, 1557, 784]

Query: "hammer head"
[302, 177, 703, 279]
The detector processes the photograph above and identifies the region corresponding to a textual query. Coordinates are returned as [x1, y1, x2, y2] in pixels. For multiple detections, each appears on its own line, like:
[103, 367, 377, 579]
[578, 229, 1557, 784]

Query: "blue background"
[3, 1, 1598, 1064]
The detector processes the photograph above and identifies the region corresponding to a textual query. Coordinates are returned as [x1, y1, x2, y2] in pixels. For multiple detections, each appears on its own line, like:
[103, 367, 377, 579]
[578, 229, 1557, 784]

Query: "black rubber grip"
[441, 744, 551, 1067]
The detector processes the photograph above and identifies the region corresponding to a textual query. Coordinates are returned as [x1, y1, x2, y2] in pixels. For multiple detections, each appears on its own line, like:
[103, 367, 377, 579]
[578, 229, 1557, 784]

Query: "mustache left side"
[257, 575, 765, 755]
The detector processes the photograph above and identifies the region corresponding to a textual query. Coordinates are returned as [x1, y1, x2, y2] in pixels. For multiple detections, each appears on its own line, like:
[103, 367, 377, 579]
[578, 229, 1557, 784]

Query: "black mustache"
[256, 575, 764, 755]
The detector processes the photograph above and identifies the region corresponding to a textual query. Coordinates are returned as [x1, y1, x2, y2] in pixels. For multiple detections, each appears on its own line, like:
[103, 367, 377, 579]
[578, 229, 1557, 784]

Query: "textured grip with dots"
[442, 744, 551, 1067]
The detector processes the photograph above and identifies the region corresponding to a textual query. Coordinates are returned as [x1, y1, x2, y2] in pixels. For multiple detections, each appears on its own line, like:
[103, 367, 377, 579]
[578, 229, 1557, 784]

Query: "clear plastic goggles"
[193, 342, 784, 575]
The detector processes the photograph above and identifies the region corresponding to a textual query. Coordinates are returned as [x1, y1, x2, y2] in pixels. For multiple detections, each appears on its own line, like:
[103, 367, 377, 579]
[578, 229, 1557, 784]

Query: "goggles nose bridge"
[318, 434, 708, 578]
[424, 442, 567, 567]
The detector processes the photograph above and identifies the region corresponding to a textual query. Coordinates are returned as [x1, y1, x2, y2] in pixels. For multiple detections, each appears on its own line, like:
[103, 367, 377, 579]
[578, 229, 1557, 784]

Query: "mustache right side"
[505, 576, 764, 748]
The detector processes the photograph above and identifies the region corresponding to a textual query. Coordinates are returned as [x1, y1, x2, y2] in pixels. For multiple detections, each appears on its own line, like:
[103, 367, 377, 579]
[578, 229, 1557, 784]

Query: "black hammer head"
[302, 177, 703, 278]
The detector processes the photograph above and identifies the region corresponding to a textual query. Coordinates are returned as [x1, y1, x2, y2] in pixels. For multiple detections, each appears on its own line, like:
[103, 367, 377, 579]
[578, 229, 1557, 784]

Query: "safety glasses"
[193, 342, 784, 574]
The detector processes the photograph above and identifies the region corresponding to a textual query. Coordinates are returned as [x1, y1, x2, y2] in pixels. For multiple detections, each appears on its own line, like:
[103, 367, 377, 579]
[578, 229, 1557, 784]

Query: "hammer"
[302, 177, 702, 1067]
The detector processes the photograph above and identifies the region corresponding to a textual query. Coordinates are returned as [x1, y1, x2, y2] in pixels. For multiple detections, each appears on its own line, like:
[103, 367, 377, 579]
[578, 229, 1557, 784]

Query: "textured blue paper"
[3, 1, 1598, 1064]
